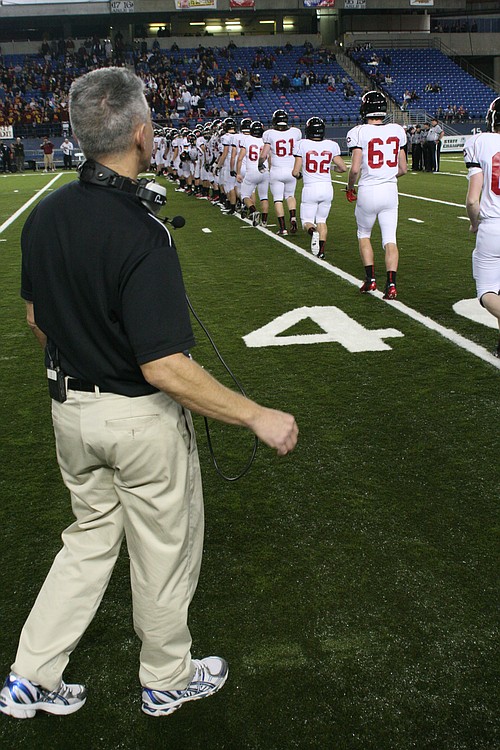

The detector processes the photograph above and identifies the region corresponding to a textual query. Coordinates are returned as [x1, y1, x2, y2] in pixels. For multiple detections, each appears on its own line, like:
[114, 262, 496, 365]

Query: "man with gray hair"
[0, 67, 298, 720]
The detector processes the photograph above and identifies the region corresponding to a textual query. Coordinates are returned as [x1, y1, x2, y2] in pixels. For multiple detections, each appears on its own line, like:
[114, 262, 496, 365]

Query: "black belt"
[67, 378, 111, 393]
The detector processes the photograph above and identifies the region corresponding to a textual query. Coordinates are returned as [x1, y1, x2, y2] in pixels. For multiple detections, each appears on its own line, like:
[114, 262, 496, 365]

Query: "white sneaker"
[252, 211, 261, 227]
[142, 656, 228, 717]
[0, 672, 87, 719]
[310, 231, 320, 256]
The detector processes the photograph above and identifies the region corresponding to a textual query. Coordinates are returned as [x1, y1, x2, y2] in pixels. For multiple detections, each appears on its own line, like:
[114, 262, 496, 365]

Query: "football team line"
[199, 172, 500, 371]
[2, 172, 498, 371]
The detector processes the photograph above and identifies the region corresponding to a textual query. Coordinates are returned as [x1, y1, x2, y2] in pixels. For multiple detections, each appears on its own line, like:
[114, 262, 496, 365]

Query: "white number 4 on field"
[243, 307, 404, 352]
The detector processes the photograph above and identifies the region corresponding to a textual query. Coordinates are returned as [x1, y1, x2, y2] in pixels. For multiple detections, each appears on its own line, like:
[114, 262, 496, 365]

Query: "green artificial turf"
[0, 166, 498, 750]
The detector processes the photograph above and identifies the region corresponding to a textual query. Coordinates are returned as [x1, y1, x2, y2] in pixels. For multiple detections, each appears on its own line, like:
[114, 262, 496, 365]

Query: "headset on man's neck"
[78, 159, 167, 215]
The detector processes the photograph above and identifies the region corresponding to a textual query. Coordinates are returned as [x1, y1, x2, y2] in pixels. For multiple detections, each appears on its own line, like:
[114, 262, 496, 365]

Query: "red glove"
[346, 188, 357, 203]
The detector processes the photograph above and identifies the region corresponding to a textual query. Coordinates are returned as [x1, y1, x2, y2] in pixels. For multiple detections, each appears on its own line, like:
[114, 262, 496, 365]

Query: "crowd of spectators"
[437, 103, 470, 122]
[0, 34, 130, 136]
[0, 37, 363, 139]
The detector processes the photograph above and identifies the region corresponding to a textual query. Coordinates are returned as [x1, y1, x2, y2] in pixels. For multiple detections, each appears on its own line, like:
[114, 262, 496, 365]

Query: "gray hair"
[69, 67, 150, 159]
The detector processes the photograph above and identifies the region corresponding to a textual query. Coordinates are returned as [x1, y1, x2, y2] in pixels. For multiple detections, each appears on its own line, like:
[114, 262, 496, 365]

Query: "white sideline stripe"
[332, 178, 466, 208]
[253, 221, 500, 371]
[0, 174, 63, 236]
[408, 218, 424, 223]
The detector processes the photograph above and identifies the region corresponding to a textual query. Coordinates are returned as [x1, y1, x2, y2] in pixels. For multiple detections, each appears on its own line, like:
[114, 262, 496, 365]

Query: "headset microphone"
[164, 216, 186, 229]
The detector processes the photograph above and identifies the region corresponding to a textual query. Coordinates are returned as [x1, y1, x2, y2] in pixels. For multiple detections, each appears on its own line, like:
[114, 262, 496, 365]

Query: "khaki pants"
[13, 389, 204, 691]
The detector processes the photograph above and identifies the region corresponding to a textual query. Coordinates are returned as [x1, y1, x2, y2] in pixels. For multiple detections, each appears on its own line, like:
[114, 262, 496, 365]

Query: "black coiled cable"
[185, 293, 259, 482]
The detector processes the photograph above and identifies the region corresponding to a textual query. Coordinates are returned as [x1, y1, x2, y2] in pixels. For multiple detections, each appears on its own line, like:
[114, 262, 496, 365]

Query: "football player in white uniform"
[163, 130, 174, 180]
[199, 125, 213, 199]
[192, 128, 206, 197]
[171, 129, 187, 190]
[152, 127, 166, 175]
[236, 120, 270, 227]
[292, 117, 346, 259]
[464, 96, 500, 356]
[217, 117, 238, 215]
[259, 109, 302, 236]
[346, 91, 407, 299]
[184, 133, 204, 196]
[207, 120, 221, 205]
[231, 118, 252, 214]
[177, 134, 194, 193]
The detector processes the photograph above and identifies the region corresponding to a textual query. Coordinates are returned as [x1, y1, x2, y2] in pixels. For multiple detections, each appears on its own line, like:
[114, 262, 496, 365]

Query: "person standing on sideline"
[258, 109, 302, 236]
[292, 116, 346, 260]
[0, 139, 12, 172]
[0, 67, 298, 722]
[12, 137, 25, 172]
[424, 117, 444, 172]
[346, 90, 407, 299]
[463, 96, 500, 357]
[411, 125, 424, 171]
[40, 136, 55, 172]
[61, 137, 74, 169]
[430, 116, 444, 171]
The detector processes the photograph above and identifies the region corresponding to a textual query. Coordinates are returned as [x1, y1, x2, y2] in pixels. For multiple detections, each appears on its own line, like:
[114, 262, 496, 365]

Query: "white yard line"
[0, 173, 63, 236]
[332, 178, 466, 208]
[430, 171, 467, 177]
[252, 221, 500, 371]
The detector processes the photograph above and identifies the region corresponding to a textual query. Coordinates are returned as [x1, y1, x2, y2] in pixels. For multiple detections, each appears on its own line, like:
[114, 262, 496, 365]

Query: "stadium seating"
[349, 47, 496, 120]
[1, 45, 364, 133]
[3, 43, 494, 137]
[195, 46, 363, 125]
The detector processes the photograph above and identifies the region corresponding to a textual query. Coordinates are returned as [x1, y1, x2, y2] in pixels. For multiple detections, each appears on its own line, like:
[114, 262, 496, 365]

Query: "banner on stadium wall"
[441, 135, 467, 153]
[344, 0, 365, 7]
[409, 0, 434, 6]
[174, 0, 217, 9]
[303, 0, 335, 7]
[229, 0, 255, 7]
[0, 126, 14, 139]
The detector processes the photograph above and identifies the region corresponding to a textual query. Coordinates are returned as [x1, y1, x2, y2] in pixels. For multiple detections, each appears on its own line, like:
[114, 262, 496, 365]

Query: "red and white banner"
[229, 0, 255, 7]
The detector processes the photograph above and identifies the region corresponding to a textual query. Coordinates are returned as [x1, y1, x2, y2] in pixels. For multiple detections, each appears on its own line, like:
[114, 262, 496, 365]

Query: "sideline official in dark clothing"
[411, 125, 424, 171]
[0, 140, 12, 172]
[12, 137, 25, 172]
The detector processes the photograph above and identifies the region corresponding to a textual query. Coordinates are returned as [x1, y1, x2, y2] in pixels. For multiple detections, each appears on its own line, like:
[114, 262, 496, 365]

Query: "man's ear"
[135, 122, 147, 151]
[135, 124, 144, 149]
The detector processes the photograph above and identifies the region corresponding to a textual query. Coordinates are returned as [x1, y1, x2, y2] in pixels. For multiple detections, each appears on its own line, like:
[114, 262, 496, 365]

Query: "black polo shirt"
[21, 179, 195, 397]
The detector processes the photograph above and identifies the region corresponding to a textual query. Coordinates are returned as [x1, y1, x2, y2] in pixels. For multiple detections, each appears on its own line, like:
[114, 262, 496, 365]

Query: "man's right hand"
[250, 407, 298, 456]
